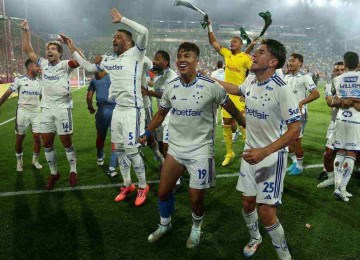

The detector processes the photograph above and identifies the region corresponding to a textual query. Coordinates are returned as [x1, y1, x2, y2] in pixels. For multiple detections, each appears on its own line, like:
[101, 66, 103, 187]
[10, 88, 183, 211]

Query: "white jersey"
[239, 73, 301, 150]
[37, 58, 75, 109]
[211, 68, 225, 81]
[9, 75, 42, 112]
[142, 56, 153, 108]
[98, 47, 145, 108]
[283, 71, 317, 114]
[160, 73, 228, 159]
[324, 82, 338, 122]
[154, 68, 178, 125]
[333, 71, 360, 124]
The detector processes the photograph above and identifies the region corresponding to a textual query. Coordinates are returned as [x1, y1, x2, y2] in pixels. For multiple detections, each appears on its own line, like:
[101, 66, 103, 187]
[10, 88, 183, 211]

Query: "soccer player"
[217, 39, 300, 259]
[332, 52, 360, 201]
[317, 62, 345, 187]
[284, 53, 320, 175]
[21, 20, 80, 189]
[207, 18, 252, 166]
[0, 59, 42, 171]
[87, 71, 118, 177]
[141, 50, 178, 157]
[68, 8, 150, 206]
[139, 42, 245, 248]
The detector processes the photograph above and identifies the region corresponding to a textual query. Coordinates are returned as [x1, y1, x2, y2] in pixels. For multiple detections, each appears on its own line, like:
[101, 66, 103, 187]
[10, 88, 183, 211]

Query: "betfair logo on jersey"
[342, 110, 353, 117]
[288, 107, 300, 116]
[171, 108, 203, 116]
[44, 74, 60, 80]
[343, 76, 358, 83]
[246, 107, 269, 119]
[103, 64, 124, 71]
[21, 90, 40, 96]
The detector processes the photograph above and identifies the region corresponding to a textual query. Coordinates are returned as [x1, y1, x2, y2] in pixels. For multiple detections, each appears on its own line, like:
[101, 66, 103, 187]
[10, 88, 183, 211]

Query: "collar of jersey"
[158, 67, 170, 76]
[25, 75, 37, 81]
[180, 74, 199, 87]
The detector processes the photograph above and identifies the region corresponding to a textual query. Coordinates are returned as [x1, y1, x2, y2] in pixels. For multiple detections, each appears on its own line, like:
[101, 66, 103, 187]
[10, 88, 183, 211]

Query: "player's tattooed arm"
[0, 89, 13, 107]
[138, 107, 170, 144]
[20, 20, 39, 63]
[222, 99, 246, 128]
[207, 19, 222, 53]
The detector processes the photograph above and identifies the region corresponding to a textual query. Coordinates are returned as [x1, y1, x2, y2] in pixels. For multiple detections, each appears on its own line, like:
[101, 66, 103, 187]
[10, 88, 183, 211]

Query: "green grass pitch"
[0, 85, 359, 260]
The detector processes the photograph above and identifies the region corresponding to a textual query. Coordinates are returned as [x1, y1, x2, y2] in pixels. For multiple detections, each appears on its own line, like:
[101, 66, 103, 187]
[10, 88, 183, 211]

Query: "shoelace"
[248, 238, 260, 247]
[137, 189, 144, 197]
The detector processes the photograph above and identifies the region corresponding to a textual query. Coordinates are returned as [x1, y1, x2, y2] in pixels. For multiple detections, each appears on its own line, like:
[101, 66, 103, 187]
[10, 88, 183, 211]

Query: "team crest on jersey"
[342, 111, 352, 117]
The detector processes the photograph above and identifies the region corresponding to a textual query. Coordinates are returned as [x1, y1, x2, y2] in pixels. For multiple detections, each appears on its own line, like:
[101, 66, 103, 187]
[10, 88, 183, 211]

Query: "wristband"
[208, 24, 213, 33]
[144, 129, 151, 138]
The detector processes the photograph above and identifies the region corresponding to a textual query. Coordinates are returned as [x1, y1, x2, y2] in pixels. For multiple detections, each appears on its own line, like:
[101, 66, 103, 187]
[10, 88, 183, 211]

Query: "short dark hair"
[334, 61, 344, 66]
[261, 39, 287, 69]
[156, 50, 170, 66]
[343, 51, 359, 70]
[178, 42, 200, 57]
[117, 29, 132, 41]
[216, 61, 223, 69]
[25, 59, 35, 69]
[46, 41, 63, 58]
[290, 53, 304, 65]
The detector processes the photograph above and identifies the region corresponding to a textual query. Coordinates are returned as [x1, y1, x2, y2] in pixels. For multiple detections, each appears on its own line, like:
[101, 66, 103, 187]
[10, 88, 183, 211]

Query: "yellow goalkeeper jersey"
[220, 47, 252, 86]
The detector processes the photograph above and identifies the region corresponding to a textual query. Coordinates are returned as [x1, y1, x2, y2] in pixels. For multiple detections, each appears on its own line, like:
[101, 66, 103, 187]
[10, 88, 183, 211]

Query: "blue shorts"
[96, 105, 115, 139]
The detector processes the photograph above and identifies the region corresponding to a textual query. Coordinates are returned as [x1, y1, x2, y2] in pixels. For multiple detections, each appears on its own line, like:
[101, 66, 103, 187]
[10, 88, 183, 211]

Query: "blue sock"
[158, 192, 175, 218]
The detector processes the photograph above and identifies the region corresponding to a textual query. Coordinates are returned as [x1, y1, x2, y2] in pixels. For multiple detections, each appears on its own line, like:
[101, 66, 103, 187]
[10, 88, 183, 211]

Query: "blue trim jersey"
[160, 73, 228, 159]
[97, 46, 145, 108]
[142, 56, 153, 109]
[37, 58, 75, 109]
[283, 71, 317, 114]
[239, 73, 301, 150]
[9, 75, 42, 112]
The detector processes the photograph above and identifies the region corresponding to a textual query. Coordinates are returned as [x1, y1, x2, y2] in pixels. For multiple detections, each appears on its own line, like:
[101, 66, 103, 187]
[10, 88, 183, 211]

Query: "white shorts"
[155, 114, 170, 143]
[144, 107, 152, 126]
[237, 151, 287, 205]
[111, 106, 145, 148]
[15, 109, 41, 135]
[326, 121, 335, 140]
[332, 108, 360, 151]
[299, 113, 307, 138]
[170, 154, 215, 189]
[41, 108, 73, 135]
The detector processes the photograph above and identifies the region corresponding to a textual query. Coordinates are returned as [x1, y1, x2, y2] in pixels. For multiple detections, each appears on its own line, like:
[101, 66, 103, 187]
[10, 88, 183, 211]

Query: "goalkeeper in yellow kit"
[207, 19, 253, 166]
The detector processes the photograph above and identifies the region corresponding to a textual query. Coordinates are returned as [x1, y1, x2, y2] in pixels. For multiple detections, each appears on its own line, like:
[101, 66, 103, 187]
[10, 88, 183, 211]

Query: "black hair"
[156, 50, 171, 66]
[177, 42, 200, 57]
[25, 59, 35, 69]
[290, 53, 304, 65]
[261, 39, 287, 69]
[117, 29, 133, 41]
[216, 61, 223, 69]
[343, 51, 359, 70]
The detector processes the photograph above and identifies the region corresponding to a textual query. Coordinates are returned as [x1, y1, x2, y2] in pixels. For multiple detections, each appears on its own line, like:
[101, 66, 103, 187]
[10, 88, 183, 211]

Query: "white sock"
[150, 141, 164, 163]
[297, 157, 304, 169]
[340, 156, 355, 192]
[65, 145, 77, 173]
[289, 153, 297, 164]
[32, 153, 39, 161]
[45, 147, 57, 175]
[242, 209, 261, 239]
[326, 171, 334, 180]
[265, 220, 292, 260]
[128, 152, 146, 189]
[16, 152, 23, 161]
[160, 216, 171, 226]
[116, 149, 132, 187]
[334, 153, 345, 189]
[192, 212, 204, 228]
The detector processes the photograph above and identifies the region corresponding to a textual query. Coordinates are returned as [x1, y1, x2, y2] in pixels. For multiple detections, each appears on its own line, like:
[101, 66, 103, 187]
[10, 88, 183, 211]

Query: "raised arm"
[207, 19, 222, 53]
[0, 89, 14, 107]
[244, 38, 259, 55]
[215, 79, 242, 96]
[20, 20, 39, 63]
[110, 8, 148, 50]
